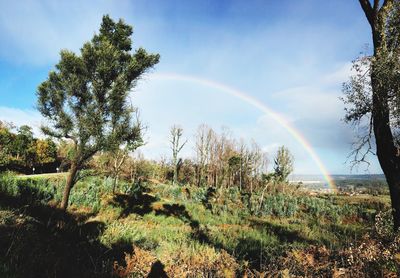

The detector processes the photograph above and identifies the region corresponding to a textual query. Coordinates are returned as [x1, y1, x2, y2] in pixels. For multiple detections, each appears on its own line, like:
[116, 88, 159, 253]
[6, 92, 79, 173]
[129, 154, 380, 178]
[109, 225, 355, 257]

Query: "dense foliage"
[36, 15, 159, 209]
[0, 122, 58, 173]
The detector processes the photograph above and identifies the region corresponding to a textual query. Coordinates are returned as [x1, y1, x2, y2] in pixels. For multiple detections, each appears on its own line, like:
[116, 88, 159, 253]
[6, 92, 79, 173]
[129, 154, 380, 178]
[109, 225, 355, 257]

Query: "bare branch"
[347, 115, 376, 170]
[178, 139, 187, 153]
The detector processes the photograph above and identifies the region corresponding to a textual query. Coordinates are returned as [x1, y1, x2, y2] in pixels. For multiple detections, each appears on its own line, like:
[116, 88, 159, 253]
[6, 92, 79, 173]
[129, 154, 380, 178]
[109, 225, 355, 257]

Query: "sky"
[0, 0, 383, 175]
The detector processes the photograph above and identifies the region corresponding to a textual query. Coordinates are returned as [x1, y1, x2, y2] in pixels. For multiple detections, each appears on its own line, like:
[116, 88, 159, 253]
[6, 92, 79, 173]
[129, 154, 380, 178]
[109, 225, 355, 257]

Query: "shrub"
[114, 246, 157, 277]
[0, 173, 19, 197]
[69, 178, 101, 212]
[260, 194, 299, 217]
[0, 173, 59, 205]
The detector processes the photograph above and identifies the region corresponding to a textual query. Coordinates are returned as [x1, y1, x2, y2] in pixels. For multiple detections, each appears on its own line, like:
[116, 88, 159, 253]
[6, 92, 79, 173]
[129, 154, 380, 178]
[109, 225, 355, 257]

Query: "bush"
[260, 194, 299, 217]
[114, 244, 238, 278]
[0, 173, 19, 197]
[128, 180, 148, 199]
[69, 176, 116, 212]
[0, 173, 59, 205]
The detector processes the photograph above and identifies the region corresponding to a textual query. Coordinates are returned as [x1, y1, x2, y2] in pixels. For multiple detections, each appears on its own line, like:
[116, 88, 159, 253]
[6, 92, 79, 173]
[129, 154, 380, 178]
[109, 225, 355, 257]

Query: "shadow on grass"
[147, 260, 168, 278]
[250, 218, 317, 245]
[234, 237, 283, 270]
[0, 187, 132, 278]
[112, 192, 157, 218]
[109, 188, 311, 273]
[111, 188, 212, 245]
[154, 203, 213, 244]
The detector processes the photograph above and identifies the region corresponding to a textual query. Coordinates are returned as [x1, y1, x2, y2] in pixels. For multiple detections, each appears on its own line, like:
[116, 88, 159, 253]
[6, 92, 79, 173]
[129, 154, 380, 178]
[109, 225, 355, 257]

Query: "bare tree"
[194, 124, 213, 186]
[194, 125, 269, 191]
[169, 125, 187, 185]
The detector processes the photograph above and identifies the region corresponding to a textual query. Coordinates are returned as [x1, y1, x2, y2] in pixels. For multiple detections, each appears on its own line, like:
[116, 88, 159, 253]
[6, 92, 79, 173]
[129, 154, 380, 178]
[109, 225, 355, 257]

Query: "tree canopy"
[37, 15, 159, 209]
[273, 146, 294, 182]
[0, 122, 58, 173]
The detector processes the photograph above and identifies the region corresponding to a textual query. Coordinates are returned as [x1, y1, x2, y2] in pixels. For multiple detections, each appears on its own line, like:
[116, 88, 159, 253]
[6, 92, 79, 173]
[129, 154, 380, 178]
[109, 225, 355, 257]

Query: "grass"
[15, 172, 67, 180]
[0, 172, 396, 277]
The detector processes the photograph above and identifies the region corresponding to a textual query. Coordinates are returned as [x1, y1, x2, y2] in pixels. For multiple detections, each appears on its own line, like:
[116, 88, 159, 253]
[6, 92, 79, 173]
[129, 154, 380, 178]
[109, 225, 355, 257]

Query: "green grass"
[0, 173, 395, 277]
[15, 172, 67, 180]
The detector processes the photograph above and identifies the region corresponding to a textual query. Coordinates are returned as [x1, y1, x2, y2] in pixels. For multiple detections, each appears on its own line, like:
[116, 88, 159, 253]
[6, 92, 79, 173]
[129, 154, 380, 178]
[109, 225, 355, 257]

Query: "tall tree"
[37, 15, 159, 210]
[0, 122, 14, 168]
[343, 0, 400, 228]
[169, 125, 187, 185]
[14, 126, 34, 158]
[34, 139, 58, 170]
[13, 125, 35, 165]
[273, 146, 294, 182]
[194, 124, 213, 187]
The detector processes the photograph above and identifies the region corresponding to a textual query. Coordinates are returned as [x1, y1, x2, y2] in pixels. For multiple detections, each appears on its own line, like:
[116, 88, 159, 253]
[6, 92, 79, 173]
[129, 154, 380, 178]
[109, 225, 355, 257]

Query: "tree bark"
[60, 162, 78, 210]
[257, 183, 269, 215]
[197, 166, 202, 187]
[112, 152, 127, 194]
[173, 162, 178, 185]
[371, 70, 400, 229]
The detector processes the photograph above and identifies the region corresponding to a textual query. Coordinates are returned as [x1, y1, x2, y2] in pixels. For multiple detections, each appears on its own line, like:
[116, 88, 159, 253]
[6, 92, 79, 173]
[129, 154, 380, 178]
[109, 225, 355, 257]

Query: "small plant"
[128, 180, 148, 199]
[114, 246, 158, 277]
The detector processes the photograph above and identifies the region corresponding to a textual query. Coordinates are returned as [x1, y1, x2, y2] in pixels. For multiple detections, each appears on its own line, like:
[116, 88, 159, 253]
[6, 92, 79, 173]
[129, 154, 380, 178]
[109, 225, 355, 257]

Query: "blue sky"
[0, 0, 382, 174]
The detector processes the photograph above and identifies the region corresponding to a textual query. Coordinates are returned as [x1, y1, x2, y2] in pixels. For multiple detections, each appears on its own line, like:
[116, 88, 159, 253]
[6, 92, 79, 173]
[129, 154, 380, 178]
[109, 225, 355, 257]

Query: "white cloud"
[0, 1, 381, 174]
[322, 62, 353, 85]
[0, 106, 43, 135]
[0, 0, 135, 65]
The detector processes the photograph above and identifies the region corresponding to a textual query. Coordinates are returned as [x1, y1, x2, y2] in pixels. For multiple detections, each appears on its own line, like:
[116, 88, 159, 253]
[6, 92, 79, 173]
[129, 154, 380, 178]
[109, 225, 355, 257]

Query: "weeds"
[0, 174, 396, 277]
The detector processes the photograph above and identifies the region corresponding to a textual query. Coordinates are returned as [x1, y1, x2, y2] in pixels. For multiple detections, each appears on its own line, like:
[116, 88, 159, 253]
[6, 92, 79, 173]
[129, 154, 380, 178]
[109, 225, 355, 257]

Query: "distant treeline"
[92, 124, 294, 193]
[335, 177, 388, 195]
[0, 121, 296, 194]
[0, 121, 61, 174]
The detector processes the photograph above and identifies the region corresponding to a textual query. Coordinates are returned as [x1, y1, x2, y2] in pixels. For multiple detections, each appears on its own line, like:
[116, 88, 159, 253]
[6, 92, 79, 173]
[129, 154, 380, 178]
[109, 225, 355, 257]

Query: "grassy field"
[0, 173, 398, 277]
[15, 172, 67, 180]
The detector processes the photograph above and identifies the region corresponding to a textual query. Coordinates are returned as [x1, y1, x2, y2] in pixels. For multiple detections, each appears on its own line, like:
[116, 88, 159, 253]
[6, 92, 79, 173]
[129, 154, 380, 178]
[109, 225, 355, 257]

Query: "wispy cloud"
[0, 0, 380, 174]
[0, 106, 43, 134]
[0, 0, 135, 65]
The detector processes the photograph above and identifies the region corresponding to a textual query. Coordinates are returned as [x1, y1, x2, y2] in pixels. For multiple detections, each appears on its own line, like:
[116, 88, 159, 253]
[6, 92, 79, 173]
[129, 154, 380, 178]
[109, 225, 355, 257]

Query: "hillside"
[0, 173, 397, 277]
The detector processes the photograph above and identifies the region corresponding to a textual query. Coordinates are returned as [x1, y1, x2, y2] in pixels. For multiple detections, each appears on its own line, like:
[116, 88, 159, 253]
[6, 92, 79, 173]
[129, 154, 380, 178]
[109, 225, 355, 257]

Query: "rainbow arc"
[148, 72, 336, 191]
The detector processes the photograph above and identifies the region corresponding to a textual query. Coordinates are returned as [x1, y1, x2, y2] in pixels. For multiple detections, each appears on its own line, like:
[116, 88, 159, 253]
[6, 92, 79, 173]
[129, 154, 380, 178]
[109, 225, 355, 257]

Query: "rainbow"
[148, 72, 337, 191]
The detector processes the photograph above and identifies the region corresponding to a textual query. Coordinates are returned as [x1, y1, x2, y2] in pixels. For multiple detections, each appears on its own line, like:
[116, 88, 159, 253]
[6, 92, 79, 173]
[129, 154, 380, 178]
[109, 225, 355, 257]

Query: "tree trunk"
[387, 176, 400, 229]
[197, 166, 202, 187]
[257, 183, 269, 215]
[172, 155, 177, 185]
[173, 167, 177, 185]
[61, 162, 78, 210]
[358, 0, 400, 230]
[112, 175, 118, 194]
[372, 82, 400, 229]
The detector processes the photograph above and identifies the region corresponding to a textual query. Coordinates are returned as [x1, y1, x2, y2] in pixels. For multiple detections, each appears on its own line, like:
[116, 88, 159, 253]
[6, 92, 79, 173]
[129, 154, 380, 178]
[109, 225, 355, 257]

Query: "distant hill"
[289, 174, 385, 182]
[289, 174, 387, 193]
[331, 174, 385, 181]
